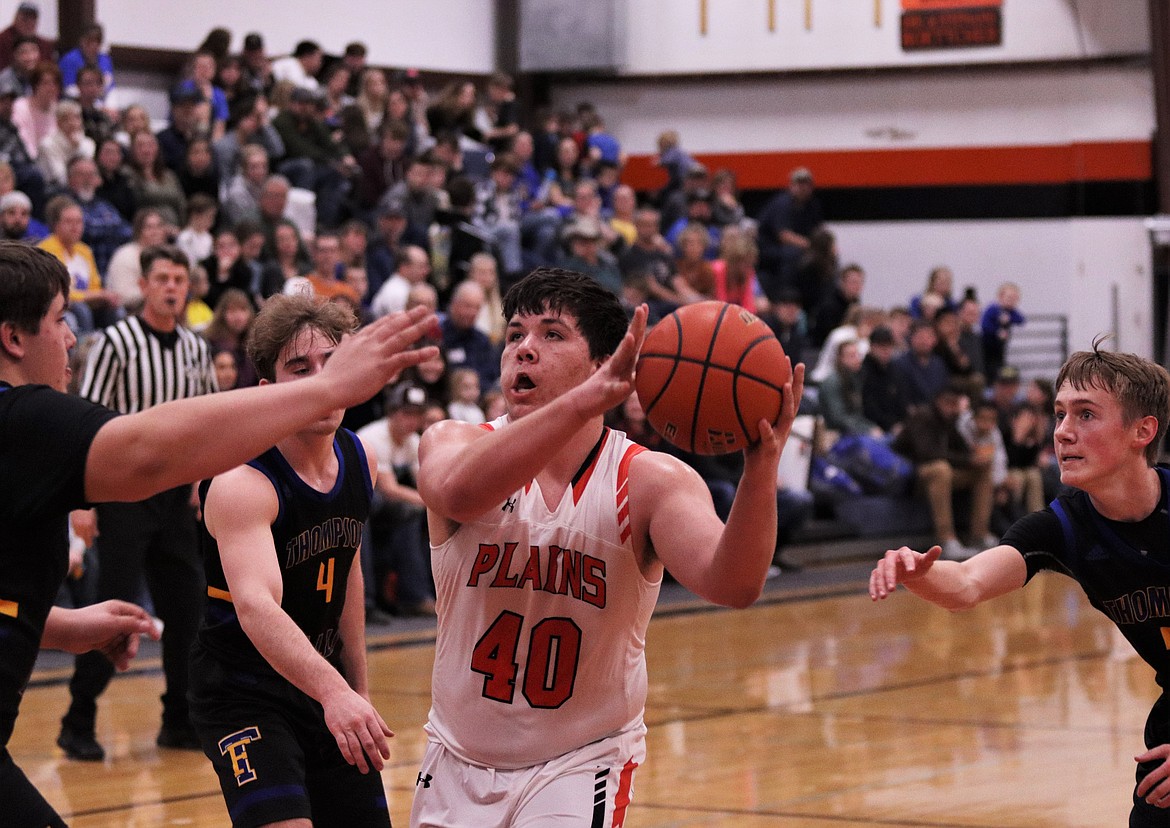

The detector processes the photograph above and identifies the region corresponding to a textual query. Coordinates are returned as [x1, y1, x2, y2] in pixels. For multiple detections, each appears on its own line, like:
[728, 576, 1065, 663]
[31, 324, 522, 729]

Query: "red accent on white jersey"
[425, 415, 662, 769]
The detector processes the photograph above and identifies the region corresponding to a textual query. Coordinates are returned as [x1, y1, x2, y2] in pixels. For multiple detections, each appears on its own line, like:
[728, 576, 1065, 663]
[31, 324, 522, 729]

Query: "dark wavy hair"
[0, 242, 70, 335]
[501, 267, 627, 361]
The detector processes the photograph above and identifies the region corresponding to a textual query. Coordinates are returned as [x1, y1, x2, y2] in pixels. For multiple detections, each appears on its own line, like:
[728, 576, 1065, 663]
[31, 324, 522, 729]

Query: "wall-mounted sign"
[901, 0, 1002, 51]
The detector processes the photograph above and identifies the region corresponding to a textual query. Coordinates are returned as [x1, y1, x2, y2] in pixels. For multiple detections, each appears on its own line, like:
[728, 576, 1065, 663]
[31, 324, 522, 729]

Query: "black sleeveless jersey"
[1004, 466, 1170, 689]
[194, 429, 372, 676]
[0, 382, 117, 745]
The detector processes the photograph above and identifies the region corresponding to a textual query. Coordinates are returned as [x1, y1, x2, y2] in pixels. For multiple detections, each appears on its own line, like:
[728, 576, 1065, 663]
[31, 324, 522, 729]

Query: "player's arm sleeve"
[1001, 507, 1068, 583]
[1, 387, 118, 515]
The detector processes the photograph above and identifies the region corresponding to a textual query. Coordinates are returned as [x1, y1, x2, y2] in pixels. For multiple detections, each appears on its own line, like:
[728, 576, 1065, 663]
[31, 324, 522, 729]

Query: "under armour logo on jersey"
[502, 497, 517, 513]
[416, 772, 433, 788]
[218, 726, 262, 786]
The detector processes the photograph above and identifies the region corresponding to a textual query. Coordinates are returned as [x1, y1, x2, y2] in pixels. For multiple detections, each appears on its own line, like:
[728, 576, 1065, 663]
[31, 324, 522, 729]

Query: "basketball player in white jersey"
[412, 267, 805, 827]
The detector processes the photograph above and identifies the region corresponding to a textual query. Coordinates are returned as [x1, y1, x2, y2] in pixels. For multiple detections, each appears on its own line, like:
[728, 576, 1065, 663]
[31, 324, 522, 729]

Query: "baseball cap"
[995, 365, 1021, 384]
[289, 86, 318, 104]
[378, 196, 407, 218]
[773, 286, 802, 306]
[565, 216, 603, 241]
[170, 85, 204, 106]
[0, 190, 32, 212]
[869, 325, 896, 347]
[386, 383, 428, 411]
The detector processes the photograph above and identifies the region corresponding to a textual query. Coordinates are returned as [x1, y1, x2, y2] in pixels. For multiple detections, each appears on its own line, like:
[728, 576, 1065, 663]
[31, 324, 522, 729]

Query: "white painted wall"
[831, 218, 1153, 358]
[553, 63, 1154, 156]
[620, 0, 1148, 75]
[99, 0, 495, 73]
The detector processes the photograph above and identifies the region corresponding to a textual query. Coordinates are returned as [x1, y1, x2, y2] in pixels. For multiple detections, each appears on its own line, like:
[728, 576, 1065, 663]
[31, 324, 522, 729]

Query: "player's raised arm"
[85, 307, 439, 503]
[633, 362, 805, 609]
[419, 305, 647, 524]
[868, 543, 1027, 609]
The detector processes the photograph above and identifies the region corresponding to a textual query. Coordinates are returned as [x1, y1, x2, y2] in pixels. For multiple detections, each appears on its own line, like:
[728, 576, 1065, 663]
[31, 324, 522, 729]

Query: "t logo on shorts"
[218, 726, 263, 786]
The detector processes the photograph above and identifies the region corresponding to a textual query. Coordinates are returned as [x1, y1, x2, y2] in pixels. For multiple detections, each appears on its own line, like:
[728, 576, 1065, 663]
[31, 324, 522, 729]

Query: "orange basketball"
[635, 301, 790, 455]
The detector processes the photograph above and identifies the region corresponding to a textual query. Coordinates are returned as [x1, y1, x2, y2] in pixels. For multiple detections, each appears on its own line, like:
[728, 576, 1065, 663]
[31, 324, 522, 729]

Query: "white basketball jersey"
[425, 417, 662, 769]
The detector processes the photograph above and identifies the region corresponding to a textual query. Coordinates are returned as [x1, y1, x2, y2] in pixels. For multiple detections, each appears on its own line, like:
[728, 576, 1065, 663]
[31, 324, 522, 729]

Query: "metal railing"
[1005, 313, 1069, 382]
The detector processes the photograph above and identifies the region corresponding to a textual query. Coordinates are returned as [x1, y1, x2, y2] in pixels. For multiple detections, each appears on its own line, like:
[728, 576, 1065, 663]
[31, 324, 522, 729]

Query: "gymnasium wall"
[86, 0, 1158, 358]
[97, 0, 495, 73]
[617, 0, 1147, 74]
[546, 63, 1157, 356]
[542, 0, 1156, 358]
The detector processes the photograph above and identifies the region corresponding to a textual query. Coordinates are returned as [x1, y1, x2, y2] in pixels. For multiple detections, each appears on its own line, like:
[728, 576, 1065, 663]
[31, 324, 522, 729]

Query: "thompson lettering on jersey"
[284, 517, 363, 568]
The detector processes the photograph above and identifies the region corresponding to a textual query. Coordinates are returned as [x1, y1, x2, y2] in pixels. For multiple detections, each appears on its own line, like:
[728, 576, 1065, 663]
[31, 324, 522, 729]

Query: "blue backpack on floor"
[826, 434, 914, 497]
[808, 456, 864, 502]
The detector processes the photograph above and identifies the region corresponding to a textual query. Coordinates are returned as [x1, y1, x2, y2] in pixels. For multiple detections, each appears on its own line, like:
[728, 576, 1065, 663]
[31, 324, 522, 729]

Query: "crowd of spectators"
[4, 7, 1050, 615]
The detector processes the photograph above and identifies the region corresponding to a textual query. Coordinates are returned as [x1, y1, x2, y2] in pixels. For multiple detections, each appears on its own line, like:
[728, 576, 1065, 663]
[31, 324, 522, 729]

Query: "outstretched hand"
[50, 601, 161, 671]
[745, 360, 805, 465]
[869, 545, 943, 601]
[320, 306, 441, 409]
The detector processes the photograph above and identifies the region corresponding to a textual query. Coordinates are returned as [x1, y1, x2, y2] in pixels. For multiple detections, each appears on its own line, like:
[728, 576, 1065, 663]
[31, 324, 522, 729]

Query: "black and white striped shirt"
[80, 316, 218, 413]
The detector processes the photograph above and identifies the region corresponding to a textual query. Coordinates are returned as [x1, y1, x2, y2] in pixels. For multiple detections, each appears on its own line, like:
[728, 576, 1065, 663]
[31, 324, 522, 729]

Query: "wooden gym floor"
[12, 561, 1150, 826]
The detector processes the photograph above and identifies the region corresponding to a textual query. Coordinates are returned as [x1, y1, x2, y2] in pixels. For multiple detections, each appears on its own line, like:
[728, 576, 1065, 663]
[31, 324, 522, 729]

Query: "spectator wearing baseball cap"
[355, 382, 437, 620]
[239, 32, 271, 94]
[271, 40, 323, 91]
[156, 84, 205, 173]
[0, 187, 46, 241]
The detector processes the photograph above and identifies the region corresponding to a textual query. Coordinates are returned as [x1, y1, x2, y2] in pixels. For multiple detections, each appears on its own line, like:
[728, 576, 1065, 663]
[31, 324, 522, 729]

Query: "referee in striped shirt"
[57, 245, 218, 761]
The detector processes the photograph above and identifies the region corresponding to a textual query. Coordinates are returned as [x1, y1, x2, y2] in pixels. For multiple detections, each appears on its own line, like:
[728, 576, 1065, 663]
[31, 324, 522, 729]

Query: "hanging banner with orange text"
[901, 0, 1002, 51]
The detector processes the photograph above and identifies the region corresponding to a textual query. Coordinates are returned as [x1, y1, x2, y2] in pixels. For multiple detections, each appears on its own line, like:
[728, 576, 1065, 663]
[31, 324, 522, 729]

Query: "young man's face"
[501, 307, 597, 420]
[6, 292, 76, 391]
[269, 326, 344, 433]
[973, 407, 998, 436]
[1054, 380, 1152, 491]
[139, 259, 190, 329]
[1, 204, 29, 237]
[389, 406, 425, 439]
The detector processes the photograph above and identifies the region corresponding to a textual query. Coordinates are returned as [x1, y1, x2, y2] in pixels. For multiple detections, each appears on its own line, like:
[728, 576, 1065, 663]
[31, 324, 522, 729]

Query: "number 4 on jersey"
[471, 611, 582, 709]
[317, 557, 335, 603]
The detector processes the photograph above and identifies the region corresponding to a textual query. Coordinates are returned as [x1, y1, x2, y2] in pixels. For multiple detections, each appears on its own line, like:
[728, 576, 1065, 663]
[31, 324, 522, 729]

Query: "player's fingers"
[345, 729, 369, 773]
[359, 307, 438, 355]
[1146, 775, 1170, 806]
[629, 303, 648, 350]
[334, 729, 358, 769]
[789, 362, 805, 404]
[356, 723, 384, 772]
[373, 710, 395, 746]
[387, 344, 440, 375]
[117, 632, 141, 670]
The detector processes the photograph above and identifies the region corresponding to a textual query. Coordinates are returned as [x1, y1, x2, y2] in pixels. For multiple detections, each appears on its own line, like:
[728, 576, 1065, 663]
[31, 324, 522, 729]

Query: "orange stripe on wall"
[901, 0, 1002, 9]
[622, 141, 1151, 191]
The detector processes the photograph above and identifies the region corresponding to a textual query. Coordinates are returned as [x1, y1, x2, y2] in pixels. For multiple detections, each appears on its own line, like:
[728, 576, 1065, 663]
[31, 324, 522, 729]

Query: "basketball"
[635, 301, 790, 455]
